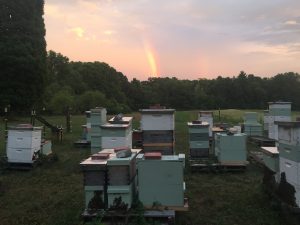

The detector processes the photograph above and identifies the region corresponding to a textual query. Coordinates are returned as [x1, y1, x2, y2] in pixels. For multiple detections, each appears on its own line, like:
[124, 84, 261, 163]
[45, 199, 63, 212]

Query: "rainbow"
[143, 41, 159, 78]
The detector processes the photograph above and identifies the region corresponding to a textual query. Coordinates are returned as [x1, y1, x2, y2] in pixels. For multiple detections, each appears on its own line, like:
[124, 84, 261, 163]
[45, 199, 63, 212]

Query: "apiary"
[214, 133, 247, 165]
[140, 108, 175, 155]
[243, 112, 263, 136]
[90, 108, 107, 154]
[198, 111, 213, 137]
[137, 152, 186, 209]
[187, 121, 209, 158]
[6, 124, 42, 164]
[80, 148, 141, 211]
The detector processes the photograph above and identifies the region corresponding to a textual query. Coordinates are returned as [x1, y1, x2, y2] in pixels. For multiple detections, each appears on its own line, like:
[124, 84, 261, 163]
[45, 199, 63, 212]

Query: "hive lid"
[144, 152, 162, 159]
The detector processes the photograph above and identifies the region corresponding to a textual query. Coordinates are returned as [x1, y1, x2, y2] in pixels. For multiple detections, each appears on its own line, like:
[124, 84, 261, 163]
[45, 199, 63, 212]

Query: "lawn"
[0, 110, 299, 225]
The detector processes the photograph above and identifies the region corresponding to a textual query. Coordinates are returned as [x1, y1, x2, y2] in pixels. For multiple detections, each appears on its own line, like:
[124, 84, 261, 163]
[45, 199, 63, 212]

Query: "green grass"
[0, 110, 300, 225]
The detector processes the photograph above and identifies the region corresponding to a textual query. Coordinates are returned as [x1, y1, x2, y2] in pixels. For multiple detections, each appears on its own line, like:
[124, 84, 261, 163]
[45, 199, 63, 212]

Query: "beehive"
[85, 111, 91, 142]
[268, 102, 291, 140]
[80, 148, 141, 211]
[243, 112, 263, 136]
[187, 121, 209, 158]
[263, 110, 270, 131]
[106, 148, 140, 208]
[7, 125, 42, 164]
[140, 109, 175, 155]
[261, 146, 279, 173]
[137, 153, 186, 208]
[101, 122, 132, 150]
[276, 122, 300, 185]
[214, 133, 247, 165]
[90, 108, 107, 154]
[198, 111, 213, 137]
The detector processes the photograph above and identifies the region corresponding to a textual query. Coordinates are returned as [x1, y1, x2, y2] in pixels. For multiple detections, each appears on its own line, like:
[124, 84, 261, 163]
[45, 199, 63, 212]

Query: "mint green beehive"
[215, 133, 247, 164]
[137, 154, 185, 208]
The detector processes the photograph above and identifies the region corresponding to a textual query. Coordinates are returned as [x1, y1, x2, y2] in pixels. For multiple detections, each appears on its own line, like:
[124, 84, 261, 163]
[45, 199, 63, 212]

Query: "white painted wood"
[141, 114, 174, 131]
[6, 129, 41, 163]
[269, 103, 291, 109]
[278, 125, 300, 146]
[102, 136, 132, 149]
[268, 123, 278, 140]
[199, 117, 213, 137]
[279, 157, 299, 186]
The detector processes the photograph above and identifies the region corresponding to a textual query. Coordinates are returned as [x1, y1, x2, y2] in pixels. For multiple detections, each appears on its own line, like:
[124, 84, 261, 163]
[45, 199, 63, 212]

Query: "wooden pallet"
[73, 139, 91, 148]
[82, 208, 176, 224]
[7, 162, 37, 170]
[190, 158, 247, 172]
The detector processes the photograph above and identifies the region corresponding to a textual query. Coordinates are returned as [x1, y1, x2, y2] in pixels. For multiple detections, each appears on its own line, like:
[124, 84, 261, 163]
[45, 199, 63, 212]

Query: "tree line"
[43, 53, 300, 114]
[1, 1, 300, 115]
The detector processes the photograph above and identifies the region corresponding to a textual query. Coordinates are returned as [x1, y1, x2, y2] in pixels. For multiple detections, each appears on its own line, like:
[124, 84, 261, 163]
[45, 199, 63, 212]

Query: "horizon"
[44, 0, 300, 80]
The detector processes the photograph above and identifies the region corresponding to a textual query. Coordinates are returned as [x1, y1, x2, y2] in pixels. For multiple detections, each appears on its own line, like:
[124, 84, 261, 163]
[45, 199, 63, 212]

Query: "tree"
[0, 0, 47, 112]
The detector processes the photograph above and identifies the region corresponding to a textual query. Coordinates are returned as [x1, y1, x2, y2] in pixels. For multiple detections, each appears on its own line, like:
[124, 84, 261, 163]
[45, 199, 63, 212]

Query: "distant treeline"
[42, 51, 300, 114]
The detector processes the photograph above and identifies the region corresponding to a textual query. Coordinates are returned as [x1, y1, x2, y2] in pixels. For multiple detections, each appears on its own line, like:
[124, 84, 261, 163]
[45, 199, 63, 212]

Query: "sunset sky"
[44, 0, 300, 80]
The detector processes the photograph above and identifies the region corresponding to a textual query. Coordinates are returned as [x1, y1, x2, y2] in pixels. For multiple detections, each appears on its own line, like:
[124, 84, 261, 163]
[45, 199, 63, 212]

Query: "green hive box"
[137, 154, 185, 208]
[244, 112, 258, 124]
[187, 122, 209, 158]
[261, 147, 279, 172]
[243, 124, 263, 136]
[106, 149, 140, 208]
[90, 108, 107, 126]
[215, 133, 247, 164]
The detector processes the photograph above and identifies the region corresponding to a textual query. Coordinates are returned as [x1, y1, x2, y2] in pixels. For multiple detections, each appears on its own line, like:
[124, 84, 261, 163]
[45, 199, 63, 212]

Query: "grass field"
[0, 110, 300, 225]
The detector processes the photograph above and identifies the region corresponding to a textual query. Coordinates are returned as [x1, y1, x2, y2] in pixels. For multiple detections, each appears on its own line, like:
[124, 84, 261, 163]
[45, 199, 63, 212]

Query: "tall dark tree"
[0, 0, 47, 112]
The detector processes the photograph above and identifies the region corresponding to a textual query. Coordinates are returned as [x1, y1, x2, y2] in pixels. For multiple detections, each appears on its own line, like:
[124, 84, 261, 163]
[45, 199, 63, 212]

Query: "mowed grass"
[0, 110, 299, 225]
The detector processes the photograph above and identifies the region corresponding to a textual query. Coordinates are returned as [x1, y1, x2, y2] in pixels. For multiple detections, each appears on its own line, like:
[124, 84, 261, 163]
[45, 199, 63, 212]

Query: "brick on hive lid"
[91, 152, 111, 160]
[192, 120, 202, 124]
[144, 152, 162, 160]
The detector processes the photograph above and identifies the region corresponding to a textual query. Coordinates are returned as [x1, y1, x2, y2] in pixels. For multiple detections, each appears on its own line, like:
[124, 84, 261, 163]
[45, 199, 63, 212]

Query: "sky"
[44, 0, 300, 80]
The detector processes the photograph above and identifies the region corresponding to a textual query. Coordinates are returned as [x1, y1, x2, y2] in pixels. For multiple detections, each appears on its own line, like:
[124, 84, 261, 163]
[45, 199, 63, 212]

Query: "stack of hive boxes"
[214, 132, 247, 165]
[137, 152, 186, 209]
[90, 108, 107, 154]
[187, 121, 209, 158]
[276, 121, 300, 207]
[243, 112, 262, 136]
[261, 146, 280, 182]
[263, 110, 270, 132]
[83, 111, 91, 143]
[267, 102, 291, 140]
[7, 124, 42, 164]
[80, 148, 141, 211]
[140, 108, 175, 155]
[101, 116, 132, 150]
[198, 111, 213, 137]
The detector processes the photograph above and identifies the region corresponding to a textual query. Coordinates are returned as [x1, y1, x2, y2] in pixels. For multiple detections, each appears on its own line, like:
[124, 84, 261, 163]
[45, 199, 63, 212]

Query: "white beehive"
[198, 111, 213, 137]
[7, 125, 42, 164]
[140, 109, 175, 131]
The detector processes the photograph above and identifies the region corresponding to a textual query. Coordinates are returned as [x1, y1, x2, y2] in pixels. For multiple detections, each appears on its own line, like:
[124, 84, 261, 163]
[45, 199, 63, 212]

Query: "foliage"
[0, 0, 47, 112]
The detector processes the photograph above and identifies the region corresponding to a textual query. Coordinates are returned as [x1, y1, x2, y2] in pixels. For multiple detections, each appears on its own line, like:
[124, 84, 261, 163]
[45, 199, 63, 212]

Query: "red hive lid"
[144, 152, 162, 159]
[91, 153, 111, 160]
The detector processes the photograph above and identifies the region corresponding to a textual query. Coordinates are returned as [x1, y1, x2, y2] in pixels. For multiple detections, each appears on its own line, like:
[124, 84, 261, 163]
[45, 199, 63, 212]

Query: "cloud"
[284, 20, 298, 25]
[69, 27, 85, 38]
